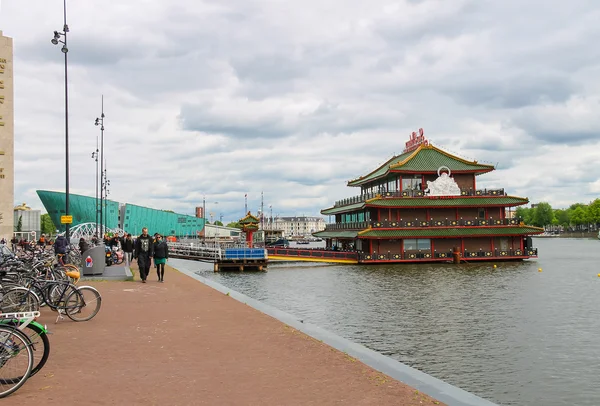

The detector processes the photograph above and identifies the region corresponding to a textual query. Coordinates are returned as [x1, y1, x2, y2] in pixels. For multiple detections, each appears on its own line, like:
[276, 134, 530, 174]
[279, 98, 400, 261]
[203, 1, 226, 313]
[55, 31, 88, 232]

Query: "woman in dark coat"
[153, 234, 169, 282]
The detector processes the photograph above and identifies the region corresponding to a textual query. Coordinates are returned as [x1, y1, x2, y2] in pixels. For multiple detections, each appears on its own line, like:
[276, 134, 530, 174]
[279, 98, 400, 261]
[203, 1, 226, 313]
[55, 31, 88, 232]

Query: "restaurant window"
[404, 239, 431, 250]
[478, 208, 485, 219]
[402, 176, 422, 191]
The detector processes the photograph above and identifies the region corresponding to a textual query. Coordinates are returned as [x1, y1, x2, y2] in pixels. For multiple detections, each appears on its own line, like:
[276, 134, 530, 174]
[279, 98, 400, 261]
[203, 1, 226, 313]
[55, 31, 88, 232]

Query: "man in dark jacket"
[54, 235, 68, 264]
[133, 227, 153, 283]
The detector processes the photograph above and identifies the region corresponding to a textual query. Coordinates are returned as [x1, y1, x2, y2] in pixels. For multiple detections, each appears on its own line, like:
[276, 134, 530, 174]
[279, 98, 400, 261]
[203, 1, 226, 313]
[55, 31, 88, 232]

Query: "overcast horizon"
[1, 0, 599, 224]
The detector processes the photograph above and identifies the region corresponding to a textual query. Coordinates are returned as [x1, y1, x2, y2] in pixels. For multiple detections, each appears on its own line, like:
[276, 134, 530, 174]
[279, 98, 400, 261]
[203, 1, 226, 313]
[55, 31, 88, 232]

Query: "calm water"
[174, 238, 600, 406]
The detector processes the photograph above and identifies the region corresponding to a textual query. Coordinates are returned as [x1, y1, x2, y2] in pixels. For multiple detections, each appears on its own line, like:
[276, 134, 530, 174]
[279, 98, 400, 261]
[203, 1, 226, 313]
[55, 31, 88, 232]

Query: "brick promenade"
[9, 265, 443, 406]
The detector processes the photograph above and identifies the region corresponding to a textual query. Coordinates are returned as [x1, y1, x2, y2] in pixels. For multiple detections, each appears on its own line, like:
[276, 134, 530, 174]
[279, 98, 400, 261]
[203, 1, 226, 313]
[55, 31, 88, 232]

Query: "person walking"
[122, 233, 134, 266]
[153, 234, 169, 282]
[134, 227, 153, 283]
[10, 235, 18, 252]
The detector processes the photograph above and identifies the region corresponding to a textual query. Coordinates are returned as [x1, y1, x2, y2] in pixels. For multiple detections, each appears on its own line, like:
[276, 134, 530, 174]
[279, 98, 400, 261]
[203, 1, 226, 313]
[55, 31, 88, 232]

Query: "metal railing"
[325, 217, 523, 231]
[358, 247, 538, 261]
[333, 188, 506, 208]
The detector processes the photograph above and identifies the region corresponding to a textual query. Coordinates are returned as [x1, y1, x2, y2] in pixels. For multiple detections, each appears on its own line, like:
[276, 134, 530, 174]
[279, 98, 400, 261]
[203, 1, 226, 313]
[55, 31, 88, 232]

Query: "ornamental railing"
[333, 188, 506, 208]
[267, 247, 359, 261]
[358, 247, 538, 261]
[324, 217, 523, 231]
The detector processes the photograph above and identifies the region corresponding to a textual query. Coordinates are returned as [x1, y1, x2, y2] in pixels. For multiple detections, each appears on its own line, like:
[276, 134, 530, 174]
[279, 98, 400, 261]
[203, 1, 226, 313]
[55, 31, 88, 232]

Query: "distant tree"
[588, 199, 600, 225]
[40, 214, 56, 235]
[532, 202, 554, 227]
[515, 207, 533, 224]
[214, 221, 223, 226]
[570, 206, 587, 226]
[553, 209, 569, 227]
[15, 215, 22, 232]
[226, 222, 241, 229]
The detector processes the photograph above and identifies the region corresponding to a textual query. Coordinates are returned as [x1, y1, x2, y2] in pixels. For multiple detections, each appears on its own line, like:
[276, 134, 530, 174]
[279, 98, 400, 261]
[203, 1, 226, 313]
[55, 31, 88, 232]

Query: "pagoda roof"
[321, 195, 528, 215]
[313, 230, 359, 238]
[347, 144, 495, 187]
[239, 211, 260, 224]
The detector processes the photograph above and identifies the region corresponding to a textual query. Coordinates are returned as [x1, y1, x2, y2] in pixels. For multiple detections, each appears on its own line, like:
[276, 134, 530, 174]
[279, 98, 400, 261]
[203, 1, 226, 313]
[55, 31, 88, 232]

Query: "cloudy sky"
[1, 0, 599, 223]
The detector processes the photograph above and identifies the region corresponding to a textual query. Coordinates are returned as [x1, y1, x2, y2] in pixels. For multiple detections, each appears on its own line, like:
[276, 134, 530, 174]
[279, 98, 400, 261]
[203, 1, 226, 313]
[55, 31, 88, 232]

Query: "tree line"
[515, 199, 600, 229]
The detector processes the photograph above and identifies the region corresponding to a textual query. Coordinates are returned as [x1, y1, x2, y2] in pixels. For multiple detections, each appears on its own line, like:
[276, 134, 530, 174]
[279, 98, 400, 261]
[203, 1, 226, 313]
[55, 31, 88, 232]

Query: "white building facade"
[273, 216, 326, 238]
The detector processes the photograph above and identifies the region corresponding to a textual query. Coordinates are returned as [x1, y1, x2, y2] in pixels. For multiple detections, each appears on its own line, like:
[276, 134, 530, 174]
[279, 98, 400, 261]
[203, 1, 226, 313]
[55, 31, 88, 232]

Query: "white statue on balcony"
[425, 166, 461, 196]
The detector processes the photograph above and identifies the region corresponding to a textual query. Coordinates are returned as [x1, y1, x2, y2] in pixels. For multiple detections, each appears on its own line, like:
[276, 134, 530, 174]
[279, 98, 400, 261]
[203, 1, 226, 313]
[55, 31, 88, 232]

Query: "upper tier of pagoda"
[347, 129, 494, 187]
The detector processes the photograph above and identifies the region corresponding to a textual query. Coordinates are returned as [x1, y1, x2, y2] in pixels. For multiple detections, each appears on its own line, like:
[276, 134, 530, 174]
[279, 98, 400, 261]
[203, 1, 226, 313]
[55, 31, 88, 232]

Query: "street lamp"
[91, 145, 99, 237]
[95, 96, 105, 237]
[102, 167, 110, 234]
[51, 0, 70, 240]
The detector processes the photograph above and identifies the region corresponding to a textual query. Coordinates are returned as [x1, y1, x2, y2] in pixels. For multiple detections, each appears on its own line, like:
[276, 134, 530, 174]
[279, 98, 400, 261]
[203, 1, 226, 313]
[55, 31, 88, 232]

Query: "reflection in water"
[178, 238, 600, 406]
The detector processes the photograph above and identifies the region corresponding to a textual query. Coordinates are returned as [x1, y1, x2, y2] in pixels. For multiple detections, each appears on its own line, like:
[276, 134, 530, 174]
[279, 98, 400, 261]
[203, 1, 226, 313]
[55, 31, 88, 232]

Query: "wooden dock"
[169, 242, 268, 271]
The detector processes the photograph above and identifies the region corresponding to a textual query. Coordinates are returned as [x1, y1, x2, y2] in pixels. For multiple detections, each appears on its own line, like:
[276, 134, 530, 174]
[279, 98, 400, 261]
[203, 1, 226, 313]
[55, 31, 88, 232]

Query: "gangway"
[168, 241, 268, 271]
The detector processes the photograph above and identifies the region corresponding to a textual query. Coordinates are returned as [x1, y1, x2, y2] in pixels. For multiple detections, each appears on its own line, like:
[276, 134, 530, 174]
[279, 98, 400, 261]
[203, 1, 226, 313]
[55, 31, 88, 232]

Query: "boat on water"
[269, 129, 543, 264]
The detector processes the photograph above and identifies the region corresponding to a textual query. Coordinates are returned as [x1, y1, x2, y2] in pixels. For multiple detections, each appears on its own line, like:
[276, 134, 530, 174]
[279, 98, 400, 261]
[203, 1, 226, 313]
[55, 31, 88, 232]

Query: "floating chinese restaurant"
[268, 129, 543, 264]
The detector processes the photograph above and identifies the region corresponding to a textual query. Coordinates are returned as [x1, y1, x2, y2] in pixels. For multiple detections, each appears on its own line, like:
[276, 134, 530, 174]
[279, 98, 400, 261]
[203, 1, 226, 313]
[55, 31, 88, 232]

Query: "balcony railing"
[333, 188, 506, 208]
[265, 247, 538, 262]
[358, 247, 538, 261]
[324, 217, 522, 231]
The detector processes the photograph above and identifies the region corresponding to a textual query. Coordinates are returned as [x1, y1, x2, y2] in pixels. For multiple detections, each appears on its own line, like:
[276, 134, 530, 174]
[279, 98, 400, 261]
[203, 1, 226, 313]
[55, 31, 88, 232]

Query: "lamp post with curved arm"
[51, 0, 70, 240]
[95, 96, 105, 236]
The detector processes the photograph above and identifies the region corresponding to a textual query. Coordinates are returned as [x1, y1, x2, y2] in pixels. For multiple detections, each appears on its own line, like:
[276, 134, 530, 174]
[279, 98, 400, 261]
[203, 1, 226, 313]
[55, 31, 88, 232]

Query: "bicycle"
[9, 279, 101, 323]
[0, 312, 36, 398]
[0, 311, 49, 379]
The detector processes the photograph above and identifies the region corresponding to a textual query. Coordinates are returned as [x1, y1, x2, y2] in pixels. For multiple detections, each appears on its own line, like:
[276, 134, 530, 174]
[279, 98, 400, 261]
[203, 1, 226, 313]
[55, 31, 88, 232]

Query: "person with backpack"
[54, 234, 68, 264]
[153, 234, 169, 282]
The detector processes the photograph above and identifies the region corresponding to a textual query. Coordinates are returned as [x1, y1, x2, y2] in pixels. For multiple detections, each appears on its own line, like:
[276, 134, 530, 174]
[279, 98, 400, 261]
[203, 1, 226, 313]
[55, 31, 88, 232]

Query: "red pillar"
[246, 230, 254, 248]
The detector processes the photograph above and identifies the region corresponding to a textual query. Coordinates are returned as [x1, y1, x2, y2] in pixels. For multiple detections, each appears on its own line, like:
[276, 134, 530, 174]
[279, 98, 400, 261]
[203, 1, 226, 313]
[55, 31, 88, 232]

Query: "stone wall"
[0, 31, 14, 239]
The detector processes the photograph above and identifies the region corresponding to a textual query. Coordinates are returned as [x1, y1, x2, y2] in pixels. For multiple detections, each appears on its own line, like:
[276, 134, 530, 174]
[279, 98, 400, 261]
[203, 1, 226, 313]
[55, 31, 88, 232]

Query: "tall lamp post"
[51, 0, 70, 240]
[102, 164, 110, 234]
[95, 96, 105, 236]
[91, 143, 99, 237]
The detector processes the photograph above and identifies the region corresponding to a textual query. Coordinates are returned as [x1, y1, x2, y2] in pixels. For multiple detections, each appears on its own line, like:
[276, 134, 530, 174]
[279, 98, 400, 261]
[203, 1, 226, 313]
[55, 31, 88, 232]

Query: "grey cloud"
[442, 73, 577, 109]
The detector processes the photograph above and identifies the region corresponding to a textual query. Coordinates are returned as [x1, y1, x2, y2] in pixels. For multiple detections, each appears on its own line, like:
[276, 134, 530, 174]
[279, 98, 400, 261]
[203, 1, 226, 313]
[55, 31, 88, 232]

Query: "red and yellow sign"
[403, 128, 428, 153]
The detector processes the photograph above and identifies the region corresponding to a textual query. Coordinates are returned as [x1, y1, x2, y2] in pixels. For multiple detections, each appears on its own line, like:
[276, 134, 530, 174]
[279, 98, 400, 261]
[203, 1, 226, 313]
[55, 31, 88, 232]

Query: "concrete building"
[13, 202, 41, 237]
[0, 31, 14, 239]
[273, 216, 326, 238]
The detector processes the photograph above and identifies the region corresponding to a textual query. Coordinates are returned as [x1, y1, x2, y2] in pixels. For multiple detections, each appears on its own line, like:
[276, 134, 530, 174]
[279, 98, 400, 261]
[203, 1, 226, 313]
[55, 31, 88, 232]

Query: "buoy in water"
[538, 268, 542, 272]
[597, 273, 600, 277]
[493, 264, 497, 269]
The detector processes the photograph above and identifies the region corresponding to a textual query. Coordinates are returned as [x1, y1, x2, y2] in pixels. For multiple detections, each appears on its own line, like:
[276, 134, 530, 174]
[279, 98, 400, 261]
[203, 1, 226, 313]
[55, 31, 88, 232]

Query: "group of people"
[93, 228, 168, 283]
[131, 228, 169, 283]
[2, 227, 169, 283]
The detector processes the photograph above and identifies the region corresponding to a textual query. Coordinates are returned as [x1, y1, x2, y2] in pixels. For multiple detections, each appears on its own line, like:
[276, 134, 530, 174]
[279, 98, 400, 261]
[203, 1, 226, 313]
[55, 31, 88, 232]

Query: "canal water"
[175, 238, 600, 406]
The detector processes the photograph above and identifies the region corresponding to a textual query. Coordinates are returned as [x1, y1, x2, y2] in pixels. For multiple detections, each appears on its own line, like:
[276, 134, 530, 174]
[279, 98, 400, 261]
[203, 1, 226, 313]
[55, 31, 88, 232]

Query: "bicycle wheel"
[65, 286, 102, 322]
[0, 288, 40, 313]
[46, 282, 78, 309]
[0, 325, 34, 398]
[0, 321, 49, 378]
